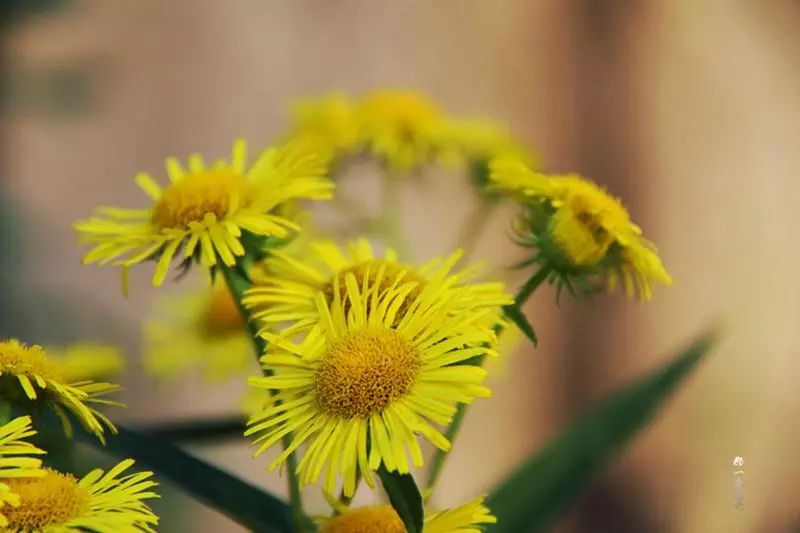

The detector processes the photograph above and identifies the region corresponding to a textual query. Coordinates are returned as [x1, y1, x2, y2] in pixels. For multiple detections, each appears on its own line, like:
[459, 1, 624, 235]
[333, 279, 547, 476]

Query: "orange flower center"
[151, 170, 255, 229]
[315, 327, 420, 419]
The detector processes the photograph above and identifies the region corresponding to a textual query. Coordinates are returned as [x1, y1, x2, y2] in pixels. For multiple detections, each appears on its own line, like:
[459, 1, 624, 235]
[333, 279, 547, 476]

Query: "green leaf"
[140, 416, 246, 442]
[503, 305, 538, 346]
[378, 466, 424, 533]
[77, 423, 293, 533]
[487, 331, 715, 532]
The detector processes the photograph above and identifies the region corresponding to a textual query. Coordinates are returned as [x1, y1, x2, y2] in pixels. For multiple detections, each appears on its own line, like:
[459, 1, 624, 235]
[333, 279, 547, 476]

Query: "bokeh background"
[2, 1, 799, 531]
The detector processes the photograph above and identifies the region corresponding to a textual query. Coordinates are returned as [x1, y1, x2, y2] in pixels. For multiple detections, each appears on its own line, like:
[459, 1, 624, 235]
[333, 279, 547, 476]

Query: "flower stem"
[220, 264, 313, 533]
[425, 265, 549, 495]
[381, 172, 412, 258]
[454, 201, 494, 262]
[514, 264, 551, 307]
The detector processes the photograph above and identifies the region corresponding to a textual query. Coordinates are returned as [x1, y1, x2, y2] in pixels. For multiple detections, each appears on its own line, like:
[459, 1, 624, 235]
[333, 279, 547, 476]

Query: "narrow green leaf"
[139, 416, 246, 442]
[487, 331, 715, 532]
[378, 466, 424, 533]
[78, 423, 293, 533]
[503, 305, 538, 346]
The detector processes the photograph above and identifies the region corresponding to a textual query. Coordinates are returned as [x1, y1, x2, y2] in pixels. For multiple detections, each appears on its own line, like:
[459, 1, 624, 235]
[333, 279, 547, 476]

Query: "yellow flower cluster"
[0, 342, 159, 531]
[64, 88, 674, 531]
[288, 89, 536, 173]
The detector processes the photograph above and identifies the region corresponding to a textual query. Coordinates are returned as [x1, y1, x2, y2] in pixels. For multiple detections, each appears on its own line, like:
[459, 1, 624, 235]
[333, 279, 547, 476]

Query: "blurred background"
[2, 1, 799, 531]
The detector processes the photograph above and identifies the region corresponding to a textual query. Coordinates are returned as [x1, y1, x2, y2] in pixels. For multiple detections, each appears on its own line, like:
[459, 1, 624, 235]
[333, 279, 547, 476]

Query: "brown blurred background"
[2, 1, 799, 531]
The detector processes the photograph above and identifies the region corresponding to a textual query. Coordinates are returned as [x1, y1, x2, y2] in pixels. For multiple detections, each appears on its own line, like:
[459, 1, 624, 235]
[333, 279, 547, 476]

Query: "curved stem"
[221, 264, 313, 533]
[454, 201, 494, 262]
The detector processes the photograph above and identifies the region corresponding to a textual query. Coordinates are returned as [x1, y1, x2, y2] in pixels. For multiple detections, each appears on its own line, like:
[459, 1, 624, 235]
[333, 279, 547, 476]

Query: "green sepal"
[487, 331, 715, 532]
[378, 466, 424, 533]
[503, 305, 538, 347]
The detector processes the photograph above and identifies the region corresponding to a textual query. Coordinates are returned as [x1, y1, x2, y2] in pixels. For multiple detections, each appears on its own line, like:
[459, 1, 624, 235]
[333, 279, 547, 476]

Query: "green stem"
[425, 265, 550, 495]
[424, 401, 469, 495]
[514, 264, 551, 307]
[221, 264, 313, 533]
[381, 172, 412, 258]
[454, 202, 494, 262]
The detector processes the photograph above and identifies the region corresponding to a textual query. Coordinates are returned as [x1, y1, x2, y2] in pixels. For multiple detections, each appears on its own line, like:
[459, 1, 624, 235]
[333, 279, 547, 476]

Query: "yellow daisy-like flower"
[73, 139, 334, 287]
[244, 238, 511, 340]
[0, 339, 121, 443]
[320, 496, 496, 533]
[143, 278, 254, 382]
[3, 459, 158, 532]
[490, 158, 672, 300]
[246, 267, 499, 497]
[357, 89, 449, 172]
[47, 343, 125, 383]
[289, 92, 361, 160]
[0, 416, 46, 527]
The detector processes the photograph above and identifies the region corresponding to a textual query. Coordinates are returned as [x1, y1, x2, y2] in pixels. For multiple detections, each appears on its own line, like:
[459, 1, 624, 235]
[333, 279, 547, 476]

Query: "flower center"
[548, 177, 632, 266]
[324, 260, 426, 321]
[0, 339, 61, 383]
[198, 284, 245, 338]
[321, 505, 404, 533]
[4, 470, 89, 530]
[151, 170, 255, 229]
[315, 327, 420, 419]
[362, 91, 442, 127]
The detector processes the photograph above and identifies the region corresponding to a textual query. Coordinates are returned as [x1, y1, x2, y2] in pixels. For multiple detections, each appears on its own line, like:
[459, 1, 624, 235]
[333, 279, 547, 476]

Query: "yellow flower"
[490, 158, 672, 300]
[2, 459, 158, 532]
[246, 269, 499, 497]
[0, 416, 46, 528]
[319, 496, 496, 533]
[244, 238, 511, 340]
[143, 277, 254, 382]
[357, 89, 448, 172]
[289, 92, 360, 160]
[73, 139, 334, 287]
[47, 343, 125, 383]
[0, 339, 122, 443]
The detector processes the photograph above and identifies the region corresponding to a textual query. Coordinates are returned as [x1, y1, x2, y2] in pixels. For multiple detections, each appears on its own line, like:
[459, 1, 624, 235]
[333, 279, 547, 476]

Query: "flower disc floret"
[244, 238, 511, 339]
[3, 460, 158, 532]
[4, 471, 88, 531]
[321, 505, 404, 533]
[151, 169, 255, 229]
[315, 327, 421, 419]
[357, 89, 448, 171]
[319, 496, 496, 533]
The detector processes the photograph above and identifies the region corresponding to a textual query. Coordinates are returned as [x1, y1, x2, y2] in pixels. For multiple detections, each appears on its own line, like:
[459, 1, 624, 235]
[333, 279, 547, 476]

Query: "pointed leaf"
[503, 305, 538, 346]
[77, 423, 292, 532]
[487, 331, 715, 532]
[378, 466, 424, 533]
